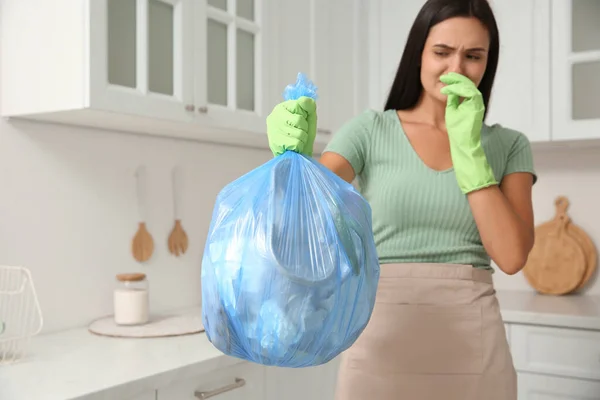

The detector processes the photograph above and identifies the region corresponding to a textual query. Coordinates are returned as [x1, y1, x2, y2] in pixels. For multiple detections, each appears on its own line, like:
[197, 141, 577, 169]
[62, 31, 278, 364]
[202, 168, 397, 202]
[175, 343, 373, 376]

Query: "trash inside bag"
[201, 73, 380, 368]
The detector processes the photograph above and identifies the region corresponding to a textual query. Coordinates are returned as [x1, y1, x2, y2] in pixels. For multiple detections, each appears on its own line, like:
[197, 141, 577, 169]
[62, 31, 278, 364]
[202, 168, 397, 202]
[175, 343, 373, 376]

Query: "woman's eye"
[435, 52, 448, 57]
[467, 54, 482, 61]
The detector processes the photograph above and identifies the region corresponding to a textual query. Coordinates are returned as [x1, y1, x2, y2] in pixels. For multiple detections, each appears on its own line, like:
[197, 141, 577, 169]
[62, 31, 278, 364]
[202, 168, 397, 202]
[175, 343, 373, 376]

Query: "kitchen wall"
[0, 116, 272, 334]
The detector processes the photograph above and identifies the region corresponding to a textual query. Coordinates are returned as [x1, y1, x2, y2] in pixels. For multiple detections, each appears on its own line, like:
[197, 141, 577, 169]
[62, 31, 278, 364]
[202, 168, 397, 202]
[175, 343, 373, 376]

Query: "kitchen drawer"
[127, 391, 157, 400]
[511, 324, 600, 381]
[156, 362, 265, 400]
[518, 372, 600, 399]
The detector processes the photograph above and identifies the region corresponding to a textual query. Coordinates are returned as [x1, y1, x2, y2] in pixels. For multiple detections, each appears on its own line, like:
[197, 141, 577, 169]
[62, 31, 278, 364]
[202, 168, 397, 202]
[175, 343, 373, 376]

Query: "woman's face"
[420, 17, 490, 103]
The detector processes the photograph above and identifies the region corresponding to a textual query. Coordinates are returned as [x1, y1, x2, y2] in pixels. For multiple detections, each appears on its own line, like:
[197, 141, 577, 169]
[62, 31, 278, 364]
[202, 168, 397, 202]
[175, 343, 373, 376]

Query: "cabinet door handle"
[317, 128, 332, 135]
[197, 106, 208, 114]
[185, 104, 194, 112]
[194, 377, 246, 399]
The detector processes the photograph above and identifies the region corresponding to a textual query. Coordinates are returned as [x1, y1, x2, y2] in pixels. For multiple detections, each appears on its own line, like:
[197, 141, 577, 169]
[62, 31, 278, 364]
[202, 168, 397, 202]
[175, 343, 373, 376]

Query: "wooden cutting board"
[523, 196, 594, 295]
[569, 229, 597, 291]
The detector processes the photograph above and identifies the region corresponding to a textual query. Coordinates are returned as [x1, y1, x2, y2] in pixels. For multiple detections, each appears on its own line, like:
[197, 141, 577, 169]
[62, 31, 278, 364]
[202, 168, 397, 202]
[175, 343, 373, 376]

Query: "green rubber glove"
[440, 72, 498, 194]
[266, 96, 317, 157]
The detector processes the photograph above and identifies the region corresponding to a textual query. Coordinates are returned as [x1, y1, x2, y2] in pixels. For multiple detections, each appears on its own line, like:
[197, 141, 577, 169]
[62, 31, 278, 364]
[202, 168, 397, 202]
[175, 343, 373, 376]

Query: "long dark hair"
[384, 0, 500, 119]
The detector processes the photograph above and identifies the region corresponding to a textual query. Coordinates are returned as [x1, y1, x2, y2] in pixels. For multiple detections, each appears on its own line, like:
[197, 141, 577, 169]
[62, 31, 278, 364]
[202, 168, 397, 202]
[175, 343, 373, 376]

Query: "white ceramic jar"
[113, 273, 149, 325]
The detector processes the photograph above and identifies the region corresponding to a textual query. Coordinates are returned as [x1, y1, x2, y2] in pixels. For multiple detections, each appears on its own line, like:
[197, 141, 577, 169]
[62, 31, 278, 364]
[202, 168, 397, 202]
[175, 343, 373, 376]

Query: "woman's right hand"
[266, 96, 317, 157]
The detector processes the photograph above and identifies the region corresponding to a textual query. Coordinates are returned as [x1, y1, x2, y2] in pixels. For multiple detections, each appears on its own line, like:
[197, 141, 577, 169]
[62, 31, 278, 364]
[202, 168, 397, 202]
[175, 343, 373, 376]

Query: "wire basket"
[0, 265, 44, 364]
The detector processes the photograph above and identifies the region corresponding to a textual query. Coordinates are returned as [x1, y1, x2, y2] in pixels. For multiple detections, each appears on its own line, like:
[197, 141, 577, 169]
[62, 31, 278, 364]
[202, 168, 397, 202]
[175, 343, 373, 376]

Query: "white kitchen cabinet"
[265, 357, 341, 400]
[127, 390, 158, 400]
[510, 324, 600, 382]
[551, 0, 600, 141]
[267, 0, 370, 153]
[505, 322, 600, 400]
[485, 0, 551, 143]
[366, 0, 424, 111]
[156, 361, 264, 400]
[517, 372, 600, 399]
[1, 0, 271, 149]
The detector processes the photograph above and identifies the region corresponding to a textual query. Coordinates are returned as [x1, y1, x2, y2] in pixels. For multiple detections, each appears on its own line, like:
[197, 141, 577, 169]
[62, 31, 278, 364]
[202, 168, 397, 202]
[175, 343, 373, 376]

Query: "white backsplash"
[0, 118, 271, 334]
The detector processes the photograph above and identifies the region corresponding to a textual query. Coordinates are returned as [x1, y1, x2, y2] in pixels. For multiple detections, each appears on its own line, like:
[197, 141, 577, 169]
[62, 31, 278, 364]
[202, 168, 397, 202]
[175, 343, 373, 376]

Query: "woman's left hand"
[440, 72, 498, 194]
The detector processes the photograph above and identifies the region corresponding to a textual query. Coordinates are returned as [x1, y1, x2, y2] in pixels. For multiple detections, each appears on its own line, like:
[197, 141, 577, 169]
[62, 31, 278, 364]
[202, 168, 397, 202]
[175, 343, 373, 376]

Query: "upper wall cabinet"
[485, 0, 551, 143]
[366, 0, 424, 112]
[551, 0, 600, 141]
[1, 0, 271, 149]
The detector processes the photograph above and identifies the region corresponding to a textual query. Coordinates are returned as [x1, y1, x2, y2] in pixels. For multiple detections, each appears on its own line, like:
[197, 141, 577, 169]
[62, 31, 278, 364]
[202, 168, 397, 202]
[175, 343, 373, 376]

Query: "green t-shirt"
[323, 109, 537, 270]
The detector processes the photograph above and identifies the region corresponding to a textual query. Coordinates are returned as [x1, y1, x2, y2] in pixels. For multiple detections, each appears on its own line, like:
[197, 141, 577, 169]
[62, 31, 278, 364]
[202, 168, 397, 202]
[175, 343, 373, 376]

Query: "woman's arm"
[467, 172, 535, 275]
[319, 152, 356, 184]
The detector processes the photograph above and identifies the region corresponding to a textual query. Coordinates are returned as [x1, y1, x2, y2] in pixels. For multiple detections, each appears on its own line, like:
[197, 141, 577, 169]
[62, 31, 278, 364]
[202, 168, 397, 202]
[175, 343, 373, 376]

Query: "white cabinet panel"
[511, 324, 600, 381]
[157, 362, 265, 400]
[127, 390, 157, 400]
[88, 0, 195, 122]
[551, 0, 600, 141]
[518, 372, 600, 399]
[367, 0, 425, 110]
[265, 357, 341, 400]
[485, 0, 551, 142]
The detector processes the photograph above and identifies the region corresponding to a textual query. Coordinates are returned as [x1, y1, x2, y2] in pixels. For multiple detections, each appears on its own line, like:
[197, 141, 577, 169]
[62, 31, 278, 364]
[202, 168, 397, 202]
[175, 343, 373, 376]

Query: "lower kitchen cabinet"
[126, 391, 157, 400]
[518, 372, 600, 399]
[264, 357, 342, 400]
[149, 321, 600, 400]
[507, 322, 600, 400]
[156, 362, 265, 400]
[154, 357, 341, 400]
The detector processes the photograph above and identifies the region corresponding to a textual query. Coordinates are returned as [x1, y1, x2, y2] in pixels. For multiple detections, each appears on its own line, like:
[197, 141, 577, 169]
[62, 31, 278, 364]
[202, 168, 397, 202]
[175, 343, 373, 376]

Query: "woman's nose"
[447, 55, 465, 75]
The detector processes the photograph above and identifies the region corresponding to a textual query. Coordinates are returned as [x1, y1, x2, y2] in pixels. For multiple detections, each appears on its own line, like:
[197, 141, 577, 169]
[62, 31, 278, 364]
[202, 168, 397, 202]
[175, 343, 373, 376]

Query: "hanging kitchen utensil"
[168, 166, 188, 257]
[132, 165, 154, 262]
[523, 196, 588, 295]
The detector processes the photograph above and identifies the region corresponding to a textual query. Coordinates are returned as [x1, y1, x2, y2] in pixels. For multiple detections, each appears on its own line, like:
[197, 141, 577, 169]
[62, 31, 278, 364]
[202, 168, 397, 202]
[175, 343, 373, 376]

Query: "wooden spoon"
[168, 166, 188, 257]
[132, 165, 154, 262]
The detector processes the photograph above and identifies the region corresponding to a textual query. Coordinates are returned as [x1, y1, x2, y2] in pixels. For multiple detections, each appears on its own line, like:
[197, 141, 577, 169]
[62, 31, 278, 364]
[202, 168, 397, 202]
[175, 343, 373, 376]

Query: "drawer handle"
[194, 377, 246, 399]
[317, 128, 331, 135]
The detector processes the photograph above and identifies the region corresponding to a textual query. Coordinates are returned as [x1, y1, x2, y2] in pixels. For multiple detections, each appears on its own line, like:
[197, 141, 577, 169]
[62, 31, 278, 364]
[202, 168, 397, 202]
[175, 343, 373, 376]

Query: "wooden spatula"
[132, 165, 154, 262]
[168, 166, 188, 257]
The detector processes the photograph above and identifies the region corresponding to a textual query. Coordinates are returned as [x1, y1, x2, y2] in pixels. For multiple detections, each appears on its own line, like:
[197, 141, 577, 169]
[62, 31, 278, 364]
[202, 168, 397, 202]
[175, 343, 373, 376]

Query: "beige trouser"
[334, 263, 517, 400]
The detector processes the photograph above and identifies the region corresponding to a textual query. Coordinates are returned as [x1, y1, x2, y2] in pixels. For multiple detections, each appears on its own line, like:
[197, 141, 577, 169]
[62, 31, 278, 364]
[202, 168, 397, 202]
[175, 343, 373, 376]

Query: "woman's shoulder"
[483, 123, 530, 140]
[342, 108, 398, 134]
[482, 122, 532, 151]
[330, 109, 395, 142]
[346, 108, 391, 125]
[482, 123, 537, 183]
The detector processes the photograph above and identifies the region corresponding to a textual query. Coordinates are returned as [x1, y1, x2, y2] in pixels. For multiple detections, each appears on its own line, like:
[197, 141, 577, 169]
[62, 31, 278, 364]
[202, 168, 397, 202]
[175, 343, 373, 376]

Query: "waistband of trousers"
[379, 262, 493, 284]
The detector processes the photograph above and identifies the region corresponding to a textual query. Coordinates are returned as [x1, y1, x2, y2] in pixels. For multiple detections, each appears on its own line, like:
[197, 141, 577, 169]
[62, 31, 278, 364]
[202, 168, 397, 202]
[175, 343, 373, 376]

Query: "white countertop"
[2, 291, 600, 400]
[0, 307, 241, 400]
[497, 289, 600, 330]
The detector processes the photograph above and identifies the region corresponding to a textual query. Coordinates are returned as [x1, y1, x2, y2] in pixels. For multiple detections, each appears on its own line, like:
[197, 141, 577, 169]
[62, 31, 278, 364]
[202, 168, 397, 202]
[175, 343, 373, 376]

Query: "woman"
[266, 0, 536, 398]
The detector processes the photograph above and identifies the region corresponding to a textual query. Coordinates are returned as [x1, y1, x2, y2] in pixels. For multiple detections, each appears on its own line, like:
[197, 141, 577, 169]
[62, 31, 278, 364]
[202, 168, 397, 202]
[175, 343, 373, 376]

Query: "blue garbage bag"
[201, 73, 380, 368]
